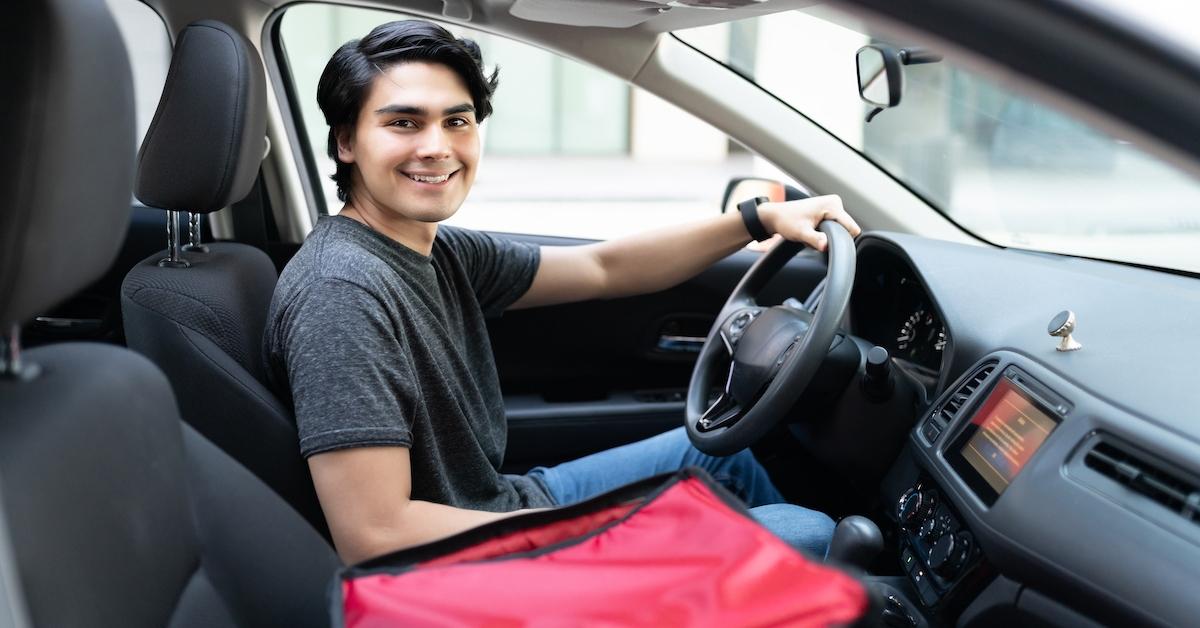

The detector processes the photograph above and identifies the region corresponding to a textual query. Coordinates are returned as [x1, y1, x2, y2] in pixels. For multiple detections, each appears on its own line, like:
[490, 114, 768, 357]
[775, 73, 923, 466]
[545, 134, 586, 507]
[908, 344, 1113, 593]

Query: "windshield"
[676, 6, 1200, 273]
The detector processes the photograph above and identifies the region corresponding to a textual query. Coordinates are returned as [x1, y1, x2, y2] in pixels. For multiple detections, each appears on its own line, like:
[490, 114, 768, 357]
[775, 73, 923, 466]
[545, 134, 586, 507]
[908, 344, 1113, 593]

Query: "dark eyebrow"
[374, 103, 475, 117]
[374, 104, 425, 116]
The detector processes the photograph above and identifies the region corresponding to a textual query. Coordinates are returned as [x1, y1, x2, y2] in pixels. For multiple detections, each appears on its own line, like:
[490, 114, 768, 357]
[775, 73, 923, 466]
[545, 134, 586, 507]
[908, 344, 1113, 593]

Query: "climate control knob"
[918, 517, 940, 541]
[897, 489, 924, 530]
[928, 532, 972, 580]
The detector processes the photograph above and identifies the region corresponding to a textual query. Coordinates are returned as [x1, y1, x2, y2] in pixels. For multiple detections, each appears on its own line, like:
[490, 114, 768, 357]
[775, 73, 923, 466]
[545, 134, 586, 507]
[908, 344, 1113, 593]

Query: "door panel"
[490, 233, 829, 471]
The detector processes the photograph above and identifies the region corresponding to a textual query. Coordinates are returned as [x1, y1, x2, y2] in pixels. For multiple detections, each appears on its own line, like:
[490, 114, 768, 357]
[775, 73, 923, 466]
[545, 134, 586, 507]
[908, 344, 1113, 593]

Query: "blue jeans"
[526, 427, 835, 558]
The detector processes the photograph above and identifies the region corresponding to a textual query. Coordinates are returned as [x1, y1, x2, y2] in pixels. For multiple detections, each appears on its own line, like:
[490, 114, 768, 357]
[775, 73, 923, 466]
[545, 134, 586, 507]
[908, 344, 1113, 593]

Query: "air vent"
[1085, 439, 1200, 523]
[938, 362, 997, 424]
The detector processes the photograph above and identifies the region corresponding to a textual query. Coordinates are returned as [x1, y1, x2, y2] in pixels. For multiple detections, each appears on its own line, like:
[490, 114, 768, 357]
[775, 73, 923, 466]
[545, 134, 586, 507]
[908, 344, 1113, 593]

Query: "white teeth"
[406, 173, 451, 184]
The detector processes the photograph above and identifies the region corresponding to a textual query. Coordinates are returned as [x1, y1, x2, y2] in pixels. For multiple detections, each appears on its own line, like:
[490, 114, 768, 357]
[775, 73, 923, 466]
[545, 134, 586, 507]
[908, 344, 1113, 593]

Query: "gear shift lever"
[827, 515, 883, 571]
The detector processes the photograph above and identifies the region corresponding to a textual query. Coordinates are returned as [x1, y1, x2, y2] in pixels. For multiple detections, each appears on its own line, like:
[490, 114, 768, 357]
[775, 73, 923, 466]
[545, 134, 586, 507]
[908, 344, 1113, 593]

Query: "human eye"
[386, 118, 417, 129]
[446, 117, 471, 128]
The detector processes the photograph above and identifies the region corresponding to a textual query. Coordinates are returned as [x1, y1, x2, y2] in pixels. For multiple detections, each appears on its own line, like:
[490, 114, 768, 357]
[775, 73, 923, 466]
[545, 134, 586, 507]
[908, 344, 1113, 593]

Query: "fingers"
[814, 195, 862, 238]
[794, 221, 828, 251]
[758, 194, 861, 252]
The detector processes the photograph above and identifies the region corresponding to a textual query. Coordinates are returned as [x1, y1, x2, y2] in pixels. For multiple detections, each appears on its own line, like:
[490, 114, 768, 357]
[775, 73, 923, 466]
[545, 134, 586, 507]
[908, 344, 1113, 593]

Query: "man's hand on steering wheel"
[685, 193, 861, 456]
[759, 195, 862, 251]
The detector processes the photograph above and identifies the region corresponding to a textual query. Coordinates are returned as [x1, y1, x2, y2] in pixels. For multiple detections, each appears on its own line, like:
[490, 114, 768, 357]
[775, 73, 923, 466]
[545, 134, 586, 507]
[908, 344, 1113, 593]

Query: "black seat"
[119, 20, 327, 537]
[0, 1, 339, 626]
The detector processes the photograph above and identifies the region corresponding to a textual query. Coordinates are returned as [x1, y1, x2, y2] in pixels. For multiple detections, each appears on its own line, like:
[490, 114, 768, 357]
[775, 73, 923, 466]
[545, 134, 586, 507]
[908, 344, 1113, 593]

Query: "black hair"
[316, 20, 500, 203]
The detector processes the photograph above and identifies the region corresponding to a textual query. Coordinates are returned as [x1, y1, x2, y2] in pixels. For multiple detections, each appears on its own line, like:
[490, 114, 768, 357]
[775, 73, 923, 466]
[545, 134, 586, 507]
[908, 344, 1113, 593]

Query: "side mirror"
[856, 44, 942, 122]
[720, 177, 812, 215]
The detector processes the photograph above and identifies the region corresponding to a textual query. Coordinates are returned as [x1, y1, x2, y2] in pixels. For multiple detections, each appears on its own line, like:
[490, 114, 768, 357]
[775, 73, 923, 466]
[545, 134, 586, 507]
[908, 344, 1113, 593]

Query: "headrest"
[135, 21, 266, 215]
[0, 0, 135, 327]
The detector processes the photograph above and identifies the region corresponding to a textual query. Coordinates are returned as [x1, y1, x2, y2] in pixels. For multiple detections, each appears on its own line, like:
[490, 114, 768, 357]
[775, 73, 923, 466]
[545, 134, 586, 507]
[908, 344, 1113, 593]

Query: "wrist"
[757, 202, 780, 236]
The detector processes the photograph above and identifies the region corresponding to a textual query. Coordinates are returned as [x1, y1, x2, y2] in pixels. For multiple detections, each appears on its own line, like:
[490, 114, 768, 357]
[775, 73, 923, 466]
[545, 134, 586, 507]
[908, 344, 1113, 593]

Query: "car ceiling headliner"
[154, 0, 820, 33]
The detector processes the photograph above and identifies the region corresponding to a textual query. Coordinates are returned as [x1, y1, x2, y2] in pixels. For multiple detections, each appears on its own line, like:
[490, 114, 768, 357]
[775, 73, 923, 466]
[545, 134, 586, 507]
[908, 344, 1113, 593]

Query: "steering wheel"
[685, 221, 856, 456]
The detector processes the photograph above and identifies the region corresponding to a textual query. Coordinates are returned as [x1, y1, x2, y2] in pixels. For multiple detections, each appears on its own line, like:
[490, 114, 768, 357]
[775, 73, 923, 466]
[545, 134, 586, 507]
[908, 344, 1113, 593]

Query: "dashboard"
[845, 234, 1200, 628]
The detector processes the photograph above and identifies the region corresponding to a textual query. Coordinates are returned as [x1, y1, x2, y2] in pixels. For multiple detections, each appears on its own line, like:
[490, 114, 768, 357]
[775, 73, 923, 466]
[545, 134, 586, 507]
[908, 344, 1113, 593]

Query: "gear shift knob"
[827, 515, 883, 570]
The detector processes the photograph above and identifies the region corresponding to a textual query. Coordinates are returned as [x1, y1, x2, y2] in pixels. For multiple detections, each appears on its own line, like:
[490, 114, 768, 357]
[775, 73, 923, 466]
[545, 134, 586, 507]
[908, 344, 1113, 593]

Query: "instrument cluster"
[851, 250, 949, 375]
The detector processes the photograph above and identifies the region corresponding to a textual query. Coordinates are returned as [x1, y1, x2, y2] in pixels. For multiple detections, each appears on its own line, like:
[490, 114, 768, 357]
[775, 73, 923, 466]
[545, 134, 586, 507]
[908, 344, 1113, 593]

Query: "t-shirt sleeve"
[439, 227, 541, 317]
[280, 278, 422, 458]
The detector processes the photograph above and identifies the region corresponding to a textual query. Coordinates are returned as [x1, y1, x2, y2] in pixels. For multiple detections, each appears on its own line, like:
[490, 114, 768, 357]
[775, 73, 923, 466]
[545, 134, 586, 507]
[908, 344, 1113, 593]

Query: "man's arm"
[508, 195, 860, 310]
[309, 447, 526, 564]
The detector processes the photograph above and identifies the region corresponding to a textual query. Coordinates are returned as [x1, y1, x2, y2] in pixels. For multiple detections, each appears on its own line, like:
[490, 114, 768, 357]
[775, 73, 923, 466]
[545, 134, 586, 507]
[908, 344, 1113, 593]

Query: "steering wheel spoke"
[718, 306, 764, 354]
[696, 362, 739, 432]
[698, 397, 743, 432]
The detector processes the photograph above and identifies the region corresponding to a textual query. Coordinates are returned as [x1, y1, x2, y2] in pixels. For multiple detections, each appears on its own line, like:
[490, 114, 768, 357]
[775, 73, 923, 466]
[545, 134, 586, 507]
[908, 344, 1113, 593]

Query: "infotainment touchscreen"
[946, 374, 1061, 504]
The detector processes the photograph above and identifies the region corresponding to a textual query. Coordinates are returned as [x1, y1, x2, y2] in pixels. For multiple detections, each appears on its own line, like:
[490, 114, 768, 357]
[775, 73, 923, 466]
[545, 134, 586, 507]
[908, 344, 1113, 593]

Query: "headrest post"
[158, 210, 191, 269]
[182, 212, 209, 253]
[1, 324, 40, 382]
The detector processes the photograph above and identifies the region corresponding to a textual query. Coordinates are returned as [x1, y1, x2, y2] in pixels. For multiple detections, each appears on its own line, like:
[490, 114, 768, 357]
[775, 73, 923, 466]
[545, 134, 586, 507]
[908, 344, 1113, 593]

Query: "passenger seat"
[119, 20, 327, 538]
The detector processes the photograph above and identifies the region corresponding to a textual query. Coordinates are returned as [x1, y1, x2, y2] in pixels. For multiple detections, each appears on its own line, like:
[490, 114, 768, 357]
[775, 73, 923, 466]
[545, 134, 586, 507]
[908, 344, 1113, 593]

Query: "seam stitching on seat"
[172, 318, 288, 420]
[199, 24, 245, 211]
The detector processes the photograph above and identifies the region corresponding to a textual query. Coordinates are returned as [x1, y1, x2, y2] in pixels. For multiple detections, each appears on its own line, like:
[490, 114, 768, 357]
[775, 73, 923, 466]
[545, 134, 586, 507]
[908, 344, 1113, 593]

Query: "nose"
[415, 125, 452, 160]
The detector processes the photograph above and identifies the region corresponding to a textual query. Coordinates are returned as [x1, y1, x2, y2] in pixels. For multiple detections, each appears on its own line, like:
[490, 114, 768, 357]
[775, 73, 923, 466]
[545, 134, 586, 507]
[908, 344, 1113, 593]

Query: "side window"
[277, 5, 788, 240]
[104, 0, 172, 149]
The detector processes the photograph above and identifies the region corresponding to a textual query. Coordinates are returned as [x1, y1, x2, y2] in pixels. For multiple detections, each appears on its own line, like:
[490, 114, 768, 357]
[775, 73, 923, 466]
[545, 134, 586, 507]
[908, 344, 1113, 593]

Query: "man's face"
[338, 61, 480, 223]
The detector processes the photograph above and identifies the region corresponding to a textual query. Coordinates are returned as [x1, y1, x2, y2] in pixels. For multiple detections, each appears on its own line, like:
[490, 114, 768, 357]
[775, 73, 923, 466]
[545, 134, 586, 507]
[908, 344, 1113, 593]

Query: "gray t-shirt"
[264, 215, 553, 511]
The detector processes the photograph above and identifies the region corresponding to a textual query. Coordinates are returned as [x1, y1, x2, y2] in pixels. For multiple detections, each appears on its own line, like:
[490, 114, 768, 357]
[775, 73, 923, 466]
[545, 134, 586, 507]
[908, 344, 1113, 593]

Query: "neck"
[339, 196, 438, 256]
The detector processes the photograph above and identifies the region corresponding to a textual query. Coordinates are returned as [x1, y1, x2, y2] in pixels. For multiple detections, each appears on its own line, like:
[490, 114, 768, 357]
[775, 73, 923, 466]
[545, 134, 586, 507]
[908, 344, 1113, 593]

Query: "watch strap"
[737, 196, 771, 242]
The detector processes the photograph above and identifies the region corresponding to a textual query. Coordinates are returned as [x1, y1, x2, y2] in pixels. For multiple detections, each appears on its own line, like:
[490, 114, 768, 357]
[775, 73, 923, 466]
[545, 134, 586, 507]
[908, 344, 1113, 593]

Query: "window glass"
[278, 5, 792, 239]
[104, 0, 171, 147]
[676, 7, 1200, 273]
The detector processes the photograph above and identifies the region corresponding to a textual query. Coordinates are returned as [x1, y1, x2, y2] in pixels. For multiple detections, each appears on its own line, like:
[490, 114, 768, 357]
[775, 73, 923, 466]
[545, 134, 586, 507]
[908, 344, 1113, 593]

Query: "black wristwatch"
[737, 196, 772, 242]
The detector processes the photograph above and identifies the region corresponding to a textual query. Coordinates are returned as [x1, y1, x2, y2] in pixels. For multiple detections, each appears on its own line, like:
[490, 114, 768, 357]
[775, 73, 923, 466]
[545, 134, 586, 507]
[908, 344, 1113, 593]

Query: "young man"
[265, 20, 861, 565]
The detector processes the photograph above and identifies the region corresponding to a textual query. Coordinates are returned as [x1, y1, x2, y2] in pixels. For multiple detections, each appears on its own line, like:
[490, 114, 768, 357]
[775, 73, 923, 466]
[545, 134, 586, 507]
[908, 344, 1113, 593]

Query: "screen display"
[958, 377, 1059, 496]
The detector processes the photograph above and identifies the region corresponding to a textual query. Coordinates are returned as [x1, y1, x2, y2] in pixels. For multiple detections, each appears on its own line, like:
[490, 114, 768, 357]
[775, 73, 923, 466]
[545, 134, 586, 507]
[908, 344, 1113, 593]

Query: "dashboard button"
[954, 532, 974, 567]
[901, 548, 918, 573]
[922, 420, 942, 442]
[918, 517, 939, 541]
[912, 570, 938, 606]
[919, 490, 937, 517]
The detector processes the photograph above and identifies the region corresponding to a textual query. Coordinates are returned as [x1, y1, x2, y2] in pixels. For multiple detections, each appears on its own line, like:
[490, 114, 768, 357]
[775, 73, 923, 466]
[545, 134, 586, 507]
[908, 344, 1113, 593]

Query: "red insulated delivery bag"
[334, 468, 871, 627]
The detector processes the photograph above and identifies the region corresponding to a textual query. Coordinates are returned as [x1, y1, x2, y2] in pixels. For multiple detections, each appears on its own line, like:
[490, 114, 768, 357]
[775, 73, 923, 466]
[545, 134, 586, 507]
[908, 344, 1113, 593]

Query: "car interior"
[3, 0, 1200, 627]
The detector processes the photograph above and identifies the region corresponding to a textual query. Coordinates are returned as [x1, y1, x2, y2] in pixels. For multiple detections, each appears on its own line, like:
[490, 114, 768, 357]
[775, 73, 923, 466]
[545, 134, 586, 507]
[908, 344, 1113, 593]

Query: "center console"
[887, 356, 1074, 619]
[894, 479, 983, 609]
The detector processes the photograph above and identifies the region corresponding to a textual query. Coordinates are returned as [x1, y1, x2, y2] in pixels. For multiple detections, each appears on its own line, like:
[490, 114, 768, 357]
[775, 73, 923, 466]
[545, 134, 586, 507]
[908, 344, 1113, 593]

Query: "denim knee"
[749, 504, 836, 558]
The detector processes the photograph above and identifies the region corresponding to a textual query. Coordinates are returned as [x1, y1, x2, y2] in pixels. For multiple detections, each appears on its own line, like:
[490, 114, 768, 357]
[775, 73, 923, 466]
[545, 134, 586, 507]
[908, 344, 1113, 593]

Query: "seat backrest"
[0, 2, 340, 626]
[119, 20, 328, 537]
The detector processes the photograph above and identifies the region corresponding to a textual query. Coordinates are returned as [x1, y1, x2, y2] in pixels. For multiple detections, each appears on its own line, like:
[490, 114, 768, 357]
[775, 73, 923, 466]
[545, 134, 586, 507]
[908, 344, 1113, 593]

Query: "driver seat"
[0, 1, 338, 625]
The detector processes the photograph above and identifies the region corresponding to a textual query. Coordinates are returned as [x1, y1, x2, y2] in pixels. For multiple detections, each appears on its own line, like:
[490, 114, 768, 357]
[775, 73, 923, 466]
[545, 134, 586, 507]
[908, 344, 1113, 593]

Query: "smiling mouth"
[403, 170, 457, 185]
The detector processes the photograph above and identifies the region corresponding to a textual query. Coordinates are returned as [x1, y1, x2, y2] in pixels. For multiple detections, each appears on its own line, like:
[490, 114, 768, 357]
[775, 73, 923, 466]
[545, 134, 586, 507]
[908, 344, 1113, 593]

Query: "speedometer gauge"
[896, 309, 947, 368]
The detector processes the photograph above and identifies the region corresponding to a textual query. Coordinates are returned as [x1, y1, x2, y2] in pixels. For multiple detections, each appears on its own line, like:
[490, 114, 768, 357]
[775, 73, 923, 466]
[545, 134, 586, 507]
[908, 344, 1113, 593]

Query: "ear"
[335, 126, 356, 164]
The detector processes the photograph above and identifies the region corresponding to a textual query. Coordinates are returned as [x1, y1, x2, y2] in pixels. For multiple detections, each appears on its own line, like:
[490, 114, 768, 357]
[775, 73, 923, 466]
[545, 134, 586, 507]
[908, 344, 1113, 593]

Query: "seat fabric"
[0, 344, 339, 628]
[0, 0, 134, 326]
[122, 243, 327, 536]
